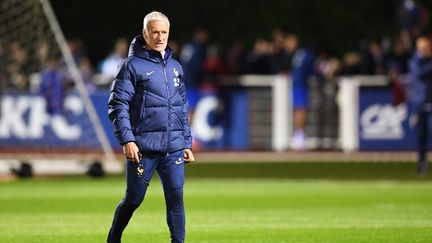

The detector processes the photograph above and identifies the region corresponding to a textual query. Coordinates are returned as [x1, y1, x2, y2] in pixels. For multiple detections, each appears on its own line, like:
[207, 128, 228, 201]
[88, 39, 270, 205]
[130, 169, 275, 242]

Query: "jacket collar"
[128, 35, 172, 62]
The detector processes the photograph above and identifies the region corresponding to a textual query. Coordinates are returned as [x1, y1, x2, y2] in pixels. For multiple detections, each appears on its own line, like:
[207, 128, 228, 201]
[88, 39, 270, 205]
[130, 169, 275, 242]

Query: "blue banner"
[358, 87, 432, 150]
[0, 93, 101, 150]
[0, 89, 250, 152]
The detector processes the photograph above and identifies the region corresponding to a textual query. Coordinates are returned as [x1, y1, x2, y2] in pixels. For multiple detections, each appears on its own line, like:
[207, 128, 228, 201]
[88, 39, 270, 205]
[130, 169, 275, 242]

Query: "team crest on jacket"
[173, 68, 180, 87]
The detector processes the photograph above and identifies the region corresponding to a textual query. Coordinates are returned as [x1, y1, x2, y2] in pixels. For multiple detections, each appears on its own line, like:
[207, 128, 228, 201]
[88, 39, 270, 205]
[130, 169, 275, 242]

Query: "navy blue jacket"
[180, 40, 206, 89]
[408, 52, 432, 110]
[108, 36, 192, 153]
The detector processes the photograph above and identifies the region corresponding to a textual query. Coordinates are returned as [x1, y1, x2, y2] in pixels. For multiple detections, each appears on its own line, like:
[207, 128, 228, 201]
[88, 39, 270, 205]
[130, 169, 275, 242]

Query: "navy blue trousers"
[416, 111, 430, 172]
[107, 150, 185, 243]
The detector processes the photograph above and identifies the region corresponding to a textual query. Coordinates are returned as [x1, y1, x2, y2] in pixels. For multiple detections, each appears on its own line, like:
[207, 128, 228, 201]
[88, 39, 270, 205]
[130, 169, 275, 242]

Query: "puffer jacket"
[408, 53, 432, 110]
[108, 35, 192, 153]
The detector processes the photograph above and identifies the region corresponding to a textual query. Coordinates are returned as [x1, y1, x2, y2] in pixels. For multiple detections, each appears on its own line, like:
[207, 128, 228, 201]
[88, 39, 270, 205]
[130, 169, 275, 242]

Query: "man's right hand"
[123, 142, 142, 164]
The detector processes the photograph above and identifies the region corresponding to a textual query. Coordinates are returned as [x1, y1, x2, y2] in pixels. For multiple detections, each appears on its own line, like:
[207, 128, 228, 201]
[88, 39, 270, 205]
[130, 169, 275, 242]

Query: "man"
[408, 36, 432, 176]
[180, 29, 209, 131]
[107, 11, 194, 243]
[283, 34, 315, 150]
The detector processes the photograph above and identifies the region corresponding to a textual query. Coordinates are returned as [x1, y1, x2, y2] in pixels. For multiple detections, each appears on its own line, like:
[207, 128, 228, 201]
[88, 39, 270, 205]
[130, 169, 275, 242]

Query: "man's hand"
[184, 149, 195, 163]
[123, 142, 142, 164]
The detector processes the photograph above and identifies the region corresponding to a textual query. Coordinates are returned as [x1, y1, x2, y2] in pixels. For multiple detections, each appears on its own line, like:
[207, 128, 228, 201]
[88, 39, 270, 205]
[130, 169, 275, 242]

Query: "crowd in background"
[0, 0, 431, 150]
[0, 1, 428, 88]
[1, 0, 429, 89]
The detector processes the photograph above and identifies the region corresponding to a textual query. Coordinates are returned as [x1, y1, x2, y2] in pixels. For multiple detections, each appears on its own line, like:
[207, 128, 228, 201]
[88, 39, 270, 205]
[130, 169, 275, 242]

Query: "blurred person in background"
[107, 11, 194, 243]
[97, 37, 129, 87]
[100, 37, 129, 78]
[398, 0, 430, 49]
[340, 50, 363, 75]
[168, 39, 181, 60]
[67, 38, 87, 66]
[203, 44, 226, 77]
[225, 40, 246, 74]
[180, 28, 209, 122]
[7, 41, 31, 90]
[0, 41, 7, 92]
[79, 56, 96, 93]
[61, 38, 94, 91]
[244, 38, 276, 74]
[39, 56, 64, 115]
[0, 41, 9, 122]
[37, 41, 50, 70]
[283, 34, 315, 150]
[387, 36, 411, 106]
[272, 28, 292, 73]
[360, 40, 387, 75]
[408, 35, 432, 176]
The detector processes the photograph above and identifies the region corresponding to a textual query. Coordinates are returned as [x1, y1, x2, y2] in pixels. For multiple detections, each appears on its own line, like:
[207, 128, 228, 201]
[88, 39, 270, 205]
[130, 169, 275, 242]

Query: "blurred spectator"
[180, 28, 209, 150]
[314, 48, 341, 148]
[99, 37, 128, 77]
[37, 41, 50, 70]
[272, 28, 286, 53]
[168, 39, 181, 60]
[79, 57, 96, 94]
[225, 40, 246, 74]
[39, 57, 64, 115]
[387, 36, 411, 74]
[63, 38, 96, 92]
[180, 28, 209, 116]
[203, 44, 226, 77]
[340, 51, 363, 75]
[283, 34, 315, 150]
[272, 28, 292, 73]
[360, 40, 387, 75]
[315, 49, 341, 81]
[244, 38, 276, 74]
[7, 41, 31, 90]
[0, 41, 7, 92]
[407, 36, 432, 176]
[67, 38, 87, 66]
[387, 36, 411, 105]
[398, 0, 430, 48]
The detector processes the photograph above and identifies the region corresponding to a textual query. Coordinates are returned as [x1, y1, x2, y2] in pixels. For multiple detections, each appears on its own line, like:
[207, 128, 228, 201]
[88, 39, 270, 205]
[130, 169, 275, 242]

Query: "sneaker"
[291, 130, 305, 151]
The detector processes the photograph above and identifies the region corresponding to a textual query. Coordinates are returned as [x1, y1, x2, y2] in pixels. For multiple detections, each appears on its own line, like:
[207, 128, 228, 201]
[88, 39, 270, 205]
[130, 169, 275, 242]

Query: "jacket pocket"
[131, 84, 145, 132]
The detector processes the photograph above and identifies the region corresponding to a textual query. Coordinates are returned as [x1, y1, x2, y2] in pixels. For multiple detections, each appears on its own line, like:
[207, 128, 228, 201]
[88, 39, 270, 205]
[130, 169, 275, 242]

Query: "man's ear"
[142, 28, 148, 43]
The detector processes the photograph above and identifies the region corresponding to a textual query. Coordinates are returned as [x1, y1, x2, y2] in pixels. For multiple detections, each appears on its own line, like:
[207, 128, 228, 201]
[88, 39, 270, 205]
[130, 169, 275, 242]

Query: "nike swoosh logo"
[175, 159, 183, 165]
[146, 70, 155, 76]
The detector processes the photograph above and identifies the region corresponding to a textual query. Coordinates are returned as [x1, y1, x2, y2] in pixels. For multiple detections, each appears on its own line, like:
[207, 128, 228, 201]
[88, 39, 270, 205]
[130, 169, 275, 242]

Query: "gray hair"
[143, 11, 170, 32]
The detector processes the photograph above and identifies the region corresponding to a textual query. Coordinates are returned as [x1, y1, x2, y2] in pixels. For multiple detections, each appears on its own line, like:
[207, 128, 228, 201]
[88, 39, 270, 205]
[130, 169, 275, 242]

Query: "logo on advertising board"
[360, 104, 407, 140]
[0, 94, 102, 150]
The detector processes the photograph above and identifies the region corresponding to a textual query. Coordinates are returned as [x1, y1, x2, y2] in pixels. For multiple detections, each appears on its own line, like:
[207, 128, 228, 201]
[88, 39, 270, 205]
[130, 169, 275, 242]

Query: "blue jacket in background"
[108, 35, 192, 153]
[39, 68, 64, 115]
[291, 48, 315, 89]
[291, 48, 315, 108]
[180, 39, 206, 90]
[408, 52, 432, 110]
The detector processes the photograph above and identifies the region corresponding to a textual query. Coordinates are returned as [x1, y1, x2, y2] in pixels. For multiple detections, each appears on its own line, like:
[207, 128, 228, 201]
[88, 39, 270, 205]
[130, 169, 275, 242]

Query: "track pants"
[107, 150, 185, 243]
[416, 111, 430, 172]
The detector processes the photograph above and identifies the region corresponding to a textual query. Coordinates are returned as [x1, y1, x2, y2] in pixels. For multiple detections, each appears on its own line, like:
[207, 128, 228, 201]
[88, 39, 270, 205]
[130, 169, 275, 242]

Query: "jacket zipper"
[162, 59, 171, 152]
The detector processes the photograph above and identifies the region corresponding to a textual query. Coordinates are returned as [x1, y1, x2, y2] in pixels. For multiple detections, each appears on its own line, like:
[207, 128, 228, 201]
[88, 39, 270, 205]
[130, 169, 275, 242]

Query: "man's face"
[417, 37, 432, 58]
[143, 20, 169, 53]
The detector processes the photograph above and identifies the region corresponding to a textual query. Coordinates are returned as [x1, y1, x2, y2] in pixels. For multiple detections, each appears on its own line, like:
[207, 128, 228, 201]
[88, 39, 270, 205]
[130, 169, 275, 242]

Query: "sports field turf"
[1, 162, 432, 242]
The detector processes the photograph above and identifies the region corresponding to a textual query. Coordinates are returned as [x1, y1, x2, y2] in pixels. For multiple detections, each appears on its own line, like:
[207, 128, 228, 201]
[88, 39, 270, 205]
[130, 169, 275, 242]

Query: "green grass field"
[1, 162, 432, 242]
